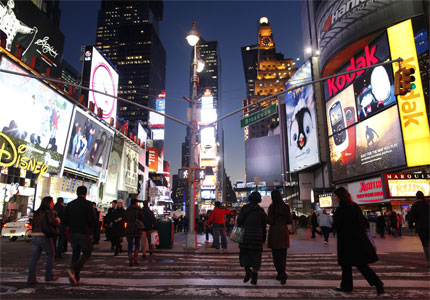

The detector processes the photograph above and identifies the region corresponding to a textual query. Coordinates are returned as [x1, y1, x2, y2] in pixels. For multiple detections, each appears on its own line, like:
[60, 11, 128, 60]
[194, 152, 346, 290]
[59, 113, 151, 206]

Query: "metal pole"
[185, 43, 198, 249]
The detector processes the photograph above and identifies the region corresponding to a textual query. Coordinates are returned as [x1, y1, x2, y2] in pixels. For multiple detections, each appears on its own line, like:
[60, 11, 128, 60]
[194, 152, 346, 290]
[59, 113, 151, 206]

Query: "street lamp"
[185, 20, 200, 249]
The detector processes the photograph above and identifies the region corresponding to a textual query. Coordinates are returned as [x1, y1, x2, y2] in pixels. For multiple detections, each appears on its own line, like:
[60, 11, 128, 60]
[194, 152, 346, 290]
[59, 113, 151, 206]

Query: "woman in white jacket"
[318, 210, 333, 244]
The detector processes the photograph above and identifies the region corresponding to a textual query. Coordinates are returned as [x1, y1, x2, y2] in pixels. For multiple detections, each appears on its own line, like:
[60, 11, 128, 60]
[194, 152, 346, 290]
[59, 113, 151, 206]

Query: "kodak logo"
[328, 44, 379, 97]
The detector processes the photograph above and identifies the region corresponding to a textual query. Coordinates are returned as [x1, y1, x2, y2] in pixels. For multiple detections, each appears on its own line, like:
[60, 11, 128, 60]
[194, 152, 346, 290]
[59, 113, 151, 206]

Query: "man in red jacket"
[207, 202, 230, 252]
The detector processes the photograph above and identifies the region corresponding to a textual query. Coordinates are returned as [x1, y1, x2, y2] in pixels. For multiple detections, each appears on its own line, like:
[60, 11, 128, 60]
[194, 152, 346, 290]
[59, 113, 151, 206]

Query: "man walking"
[64, 186, 96, 285]
[409, 191, 430, 267]
[54, 197, 67, 258]
[311, 210, 322, 238]
[207, 202, 230, 252]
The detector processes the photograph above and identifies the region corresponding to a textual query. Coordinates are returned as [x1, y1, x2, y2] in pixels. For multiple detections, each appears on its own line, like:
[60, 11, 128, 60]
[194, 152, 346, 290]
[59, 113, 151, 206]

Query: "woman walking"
[318, 209, 333, 244]
[267, 190, 292, 285]
[142, 201, 157, 258]
[237, 192, 267, 285]
[27, 196, 59, 284]
[124, 199, 144, 266]
[110, 200, 126, 256]
[333, 187, 384, 295]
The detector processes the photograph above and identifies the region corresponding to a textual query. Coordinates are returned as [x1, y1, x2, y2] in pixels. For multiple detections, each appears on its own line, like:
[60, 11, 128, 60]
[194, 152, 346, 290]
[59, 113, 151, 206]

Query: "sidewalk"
[150, 231, 423, 255]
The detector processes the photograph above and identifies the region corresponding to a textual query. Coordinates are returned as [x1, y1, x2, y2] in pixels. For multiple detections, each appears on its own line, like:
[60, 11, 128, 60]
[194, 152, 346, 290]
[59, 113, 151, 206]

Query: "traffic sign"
[240, 104, 277, 128]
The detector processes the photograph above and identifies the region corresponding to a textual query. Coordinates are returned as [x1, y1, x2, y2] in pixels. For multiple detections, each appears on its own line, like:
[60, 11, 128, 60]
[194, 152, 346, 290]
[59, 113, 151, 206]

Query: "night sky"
[59, 0, 304, 183]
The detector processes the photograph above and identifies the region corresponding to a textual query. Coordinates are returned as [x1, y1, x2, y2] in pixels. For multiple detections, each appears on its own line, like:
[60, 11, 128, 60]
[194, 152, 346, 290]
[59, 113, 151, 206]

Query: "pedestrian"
[204, 210, 213, 243]
[27, 196, 59, 284]
[409, 191, 430, 267]
[142, 201, 157, 258]
[183, 216, 189, 232]
[64, 186, 96, 286]
[390, 212, 398, 237]
[318, 209, 333, 244]
[173, 215, 178, 233]
[376, 211, 386, 238]
[178, 216, 183, 232]
[104, 200, 117, 250]
[396, 212, 403, 237]
[291, 211, 297, 234]
[54, 197, 67, 258]
[207, 201, 230, 252]
[237, 191, 267, 285]
[384, 212, 390, 236]
[124, 199, 144, 266]
[332, 187, 384, 295]
[311, 209, 322, 238]
[92, 202, 102, 244]
[267, 190, 292, 285]
[110, 200, 125, 256]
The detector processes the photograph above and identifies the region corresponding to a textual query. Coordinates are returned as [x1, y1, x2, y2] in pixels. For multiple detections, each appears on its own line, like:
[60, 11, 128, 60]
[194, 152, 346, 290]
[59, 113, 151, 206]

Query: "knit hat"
[249, 192, 262, 203]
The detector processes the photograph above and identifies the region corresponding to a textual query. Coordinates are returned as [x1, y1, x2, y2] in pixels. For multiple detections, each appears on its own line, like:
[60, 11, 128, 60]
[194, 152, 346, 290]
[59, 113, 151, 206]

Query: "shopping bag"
[230, 225, 244, 243]
[151, 230, 159, 246]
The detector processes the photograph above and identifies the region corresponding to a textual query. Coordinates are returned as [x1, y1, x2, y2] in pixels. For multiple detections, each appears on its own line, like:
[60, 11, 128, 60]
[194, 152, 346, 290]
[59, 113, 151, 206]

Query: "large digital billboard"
[329, 106, 406, 182]
[0, 57, 73, 173]
[82, 46, 118, 123]
[117, 141, 138, 193]
[104, 135, 123, 197]
[0, 0, 65, 77]
[63, 107, 114, 179]
[284, 60, 319, 172]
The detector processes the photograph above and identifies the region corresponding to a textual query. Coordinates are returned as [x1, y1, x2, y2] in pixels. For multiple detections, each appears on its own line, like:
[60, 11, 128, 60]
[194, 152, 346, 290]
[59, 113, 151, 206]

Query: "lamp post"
[185, 20, 200, 249]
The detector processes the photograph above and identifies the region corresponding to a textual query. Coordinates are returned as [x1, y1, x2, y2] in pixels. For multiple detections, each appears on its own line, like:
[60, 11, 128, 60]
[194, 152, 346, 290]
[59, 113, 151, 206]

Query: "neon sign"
[0, 133, 48, 183]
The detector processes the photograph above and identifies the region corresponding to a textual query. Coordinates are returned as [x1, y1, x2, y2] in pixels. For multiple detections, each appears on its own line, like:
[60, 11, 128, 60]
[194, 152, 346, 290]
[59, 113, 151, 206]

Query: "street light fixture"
[185, 20, 201, 249]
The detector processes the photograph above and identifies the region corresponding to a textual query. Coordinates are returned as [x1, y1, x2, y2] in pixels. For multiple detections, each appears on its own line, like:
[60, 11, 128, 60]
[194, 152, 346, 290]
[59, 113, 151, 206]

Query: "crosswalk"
[1, 250, 429, 299]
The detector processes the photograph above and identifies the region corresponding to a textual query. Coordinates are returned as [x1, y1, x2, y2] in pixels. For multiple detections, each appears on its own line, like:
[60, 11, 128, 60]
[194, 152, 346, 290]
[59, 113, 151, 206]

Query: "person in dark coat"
[311, 209, 322, 238]
[409, 191, 430, 267]
[237, 191, 267, 285]
[110, 200, 125, 256]
[333, 187, 384, 295]
[53, 197, 67, 258]
[104, 200, 117, 249]
[376, 211, 386, 238]
[142, 201, 157, 258]
[267, 190, 292, 285]
[124, 199, 144, 266]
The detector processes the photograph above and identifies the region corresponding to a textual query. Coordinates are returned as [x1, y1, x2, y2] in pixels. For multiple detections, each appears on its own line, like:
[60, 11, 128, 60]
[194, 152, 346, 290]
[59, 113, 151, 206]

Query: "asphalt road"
[1, 234, 429, 299]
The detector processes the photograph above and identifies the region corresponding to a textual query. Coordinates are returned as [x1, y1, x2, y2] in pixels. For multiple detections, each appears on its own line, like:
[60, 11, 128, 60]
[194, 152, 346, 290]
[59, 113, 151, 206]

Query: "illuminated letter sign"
[388, 19, 430, 167]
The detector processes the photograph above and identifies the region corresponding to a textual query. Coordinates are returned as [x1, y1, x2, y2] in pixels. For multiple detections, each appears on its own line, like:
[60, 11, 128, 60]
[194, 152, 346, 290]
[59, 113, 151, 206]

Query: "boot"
[128, 253, 133, 266]
[251, 271, 258, 285]
[243, 267, 251, 283]
[134, 250, 139, 265]
[114, 246, 119, 256]
[375, 281, 384, 295]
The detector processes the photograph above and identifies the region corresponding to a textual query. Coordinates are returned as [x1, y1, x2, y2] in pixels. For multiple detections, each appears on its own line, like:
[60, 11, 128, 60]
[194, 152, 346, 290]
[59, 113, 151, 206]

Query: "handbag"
[230, 225, 244, 243]
[150, 230, 159, 245]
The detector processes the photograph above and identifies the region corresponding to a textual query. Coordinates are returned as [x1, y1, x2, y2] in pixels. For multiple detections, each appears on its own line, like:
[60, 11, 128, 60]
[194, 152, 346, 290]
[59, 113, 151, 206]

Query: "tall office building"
[31, 0, 61, 26]
[95, 0, 166, 130]
[242, 17, 296, 139]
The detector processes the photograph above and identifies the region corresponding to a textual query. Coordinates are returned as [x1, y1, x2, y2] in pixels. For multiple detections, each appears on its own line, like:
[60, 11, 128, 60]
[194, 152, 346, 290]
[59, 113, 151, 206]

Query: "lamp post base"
[185, 232, 197, 249]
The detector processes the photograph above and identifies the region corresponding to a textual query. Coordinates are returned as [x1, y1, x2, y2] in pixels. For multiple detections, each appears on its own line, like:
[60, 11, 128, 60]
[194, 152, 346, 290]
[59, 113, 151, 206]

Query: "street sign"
[240, 104, 277, 128]
[149, 188, 158, 197]
[178, 168, 190, 180]
[195, 169, 206, 181]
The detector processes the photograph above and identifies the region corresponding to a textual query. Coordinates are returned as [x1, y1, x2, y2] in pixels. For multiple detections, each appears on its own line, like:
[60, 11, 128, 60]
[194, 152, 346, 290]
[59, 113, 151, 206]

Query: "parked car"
[1, 217, 32, 242]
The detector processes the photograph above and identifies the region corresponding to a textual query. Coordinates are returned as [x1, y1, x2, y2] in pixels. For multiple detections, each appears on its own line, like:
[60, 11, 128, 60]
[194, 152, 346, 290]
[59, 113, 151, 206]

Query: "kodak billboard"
[387, 19, 430, 167]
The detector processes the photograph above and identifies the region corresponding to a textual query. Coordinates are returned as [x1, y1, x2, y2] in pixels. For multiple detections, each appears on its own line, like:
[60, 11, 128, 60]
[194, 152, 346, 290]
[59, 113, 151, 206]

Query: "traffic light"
[394, 67, 416, 96]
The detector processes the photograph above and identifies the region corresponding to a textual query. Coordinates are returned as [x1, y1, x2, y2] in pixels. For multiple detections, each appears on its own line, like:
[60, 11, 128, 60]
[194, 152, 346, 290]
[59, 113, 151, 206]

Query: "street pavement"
[1, 231, 429, 299]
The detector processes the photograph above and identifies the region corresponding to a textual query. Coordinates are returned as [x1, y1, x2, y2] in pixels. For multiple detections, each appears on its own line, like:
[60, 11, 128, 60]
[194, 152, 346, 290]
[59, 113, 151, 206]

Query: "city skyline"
[59, 1, 303, 183]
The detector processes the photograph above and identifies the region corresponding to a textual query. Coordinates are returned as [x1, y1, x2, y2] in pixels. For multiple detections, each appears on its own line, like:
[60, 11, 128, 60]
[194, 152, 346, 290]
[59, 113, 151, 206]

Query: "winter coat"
[142, 207, 157, 231]
[110, 207, 126, 238]
[409, 199, 430, 232]
[317, 213, 333, 228]
[267, 202, 292, 249]
[333, 202, 378, 266]
[208, 207, 231, 225]
[124, 205, 144, 237]
[237, 203, 267, 251]
[376, 216, 386, 230]
[31, 209, 58, 237]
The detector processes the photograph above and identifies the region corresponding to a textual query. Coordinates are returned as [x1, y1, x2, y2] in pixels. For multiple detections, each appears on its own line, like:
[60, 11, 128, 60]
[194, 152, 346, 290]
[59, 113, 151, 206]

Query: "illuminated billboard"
[383, 173, 430, 198]
[387, 19, 430, 167]
[149, 92, 166, 129]
[284, 60, 319, 172]
[117, 141, 139, 193]
[200, 126, 216, 160]
[0, 0, 64, 77]
[82, 46, 118, 123]
[329, 106, 406, 182]
[104, 135, 123, 197]
[0, 57, 73, 173]
[63, 107, 114, 179]
[147, 147, 158, 173]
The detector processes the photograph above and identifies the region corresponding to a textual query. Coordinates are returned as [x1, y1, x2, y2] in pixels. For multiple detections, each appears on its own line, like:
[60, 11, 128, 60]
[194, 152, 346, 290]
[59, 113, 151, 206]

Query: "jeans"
[27, 236, 55, 282]
[127, 236, 141, 253]
[321, 226, 330, 242]
[213, 223, 227, 250]
[311, 225, 321, 238]
[77, 153, 86, 170]
[340, 264, 381, 290]
[70, 233, 93, 281]
[369, 223, 377, 237]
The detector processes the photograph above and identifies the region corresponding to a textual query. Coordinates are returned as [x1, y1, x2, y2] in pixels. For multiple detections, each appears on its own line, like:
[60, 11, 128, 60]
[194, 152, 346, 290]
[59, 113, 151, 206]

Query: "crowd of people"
[25, 185, 428, 297]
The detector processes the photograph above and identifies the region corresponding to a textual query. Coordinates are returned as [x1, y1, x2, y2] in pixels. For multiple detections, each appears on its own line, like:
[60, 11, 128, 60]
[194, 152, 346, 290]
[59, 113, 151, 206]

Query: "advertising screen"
[383, 173, 430, 198]
[0, 0, 64, 77]
[0, 57, 73, 173]
[329, 106, 406, 182]
[149, 92, 166, 129]
[147, 147, 158, 172]
[82, 46, 118, 123]
[319, 195, 333, 208]
[284, 60, 319, 172]
[245, 134, 282, 186]
[117, 141, 138, 193]
[104, 135, 123, 196]
[63, 107, 114, 179]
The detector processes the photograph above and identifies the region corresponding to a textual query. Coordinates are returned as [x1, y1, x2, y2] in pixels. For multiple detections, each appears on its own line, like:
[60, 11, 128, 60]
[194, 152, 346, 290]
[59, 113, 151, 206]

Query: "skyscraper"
[31, 0, 61, 26]
[95, 0, 166, 130]
[242, 17, 296, 139]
